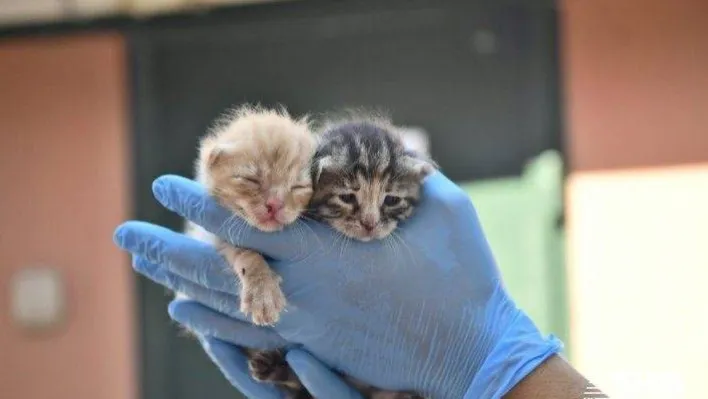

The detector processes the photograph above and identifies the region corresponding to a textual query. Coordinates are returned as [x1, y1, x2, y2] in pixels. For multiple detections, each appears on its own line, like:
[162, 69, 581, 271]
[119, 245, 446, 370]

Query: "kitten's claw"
[240, 274, 287, 326]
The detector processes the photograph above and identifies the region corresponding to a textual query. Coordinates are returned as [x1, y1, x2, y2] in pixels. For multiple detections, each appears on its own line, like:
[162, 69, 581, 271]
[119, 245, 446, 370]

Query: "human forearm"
[503, 355, 607, 399]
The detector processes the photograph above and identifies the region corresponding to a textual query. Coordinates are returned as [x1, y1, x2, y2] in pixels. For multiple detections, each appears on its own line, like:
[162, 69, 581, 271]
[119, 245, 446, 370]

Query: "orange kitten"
[184, 105, 314, 325]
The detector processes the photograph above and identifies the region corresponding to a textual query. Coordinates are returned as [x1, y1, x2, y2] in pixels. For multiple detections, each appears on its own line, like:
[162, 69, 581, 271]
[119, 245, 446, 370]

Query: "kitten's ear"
[402, 151, 437, 179]
[201, 139, 238, 169]
[312, 155, 334, 184]
[397, 126, 436, 178]
[398, 126, 431, 157]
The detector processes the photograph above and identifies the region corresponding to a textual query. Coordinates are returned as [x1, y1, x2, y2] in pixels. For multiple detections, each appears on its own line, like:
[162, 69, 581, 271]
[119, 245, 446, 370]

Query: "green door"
[457, 151, 570, 356]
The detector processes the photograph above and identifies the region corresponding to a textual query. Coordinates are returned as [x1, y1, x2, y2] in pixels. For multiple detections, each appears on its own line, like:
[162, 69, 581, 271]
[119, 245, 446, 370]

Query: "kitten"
[247, 114, 436, 399]
[184, 104, 315, 326]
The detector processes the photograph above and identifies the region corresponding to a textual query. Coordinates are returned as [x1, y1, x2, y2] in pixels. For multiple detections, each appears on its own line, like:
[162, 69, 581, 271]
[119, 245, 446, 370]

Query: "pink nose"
[265, 198, 283, 216]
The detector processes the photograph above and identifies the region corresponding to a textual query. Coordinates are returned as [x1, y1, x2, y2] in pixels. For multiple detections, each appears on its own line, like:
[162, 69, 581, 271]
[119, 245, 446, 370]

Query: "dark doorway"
[129, 1, 561, 398]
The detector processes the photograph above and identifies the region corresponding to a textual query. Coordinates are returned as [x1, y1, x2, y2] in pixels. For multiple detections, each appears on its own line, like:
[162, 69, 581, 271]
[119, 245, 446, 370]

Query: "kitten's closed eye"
[383, 195, 402, 206]
[291, 184, 312, 191]
[234, 176, 260, 186]
[338, 193, 356, 204]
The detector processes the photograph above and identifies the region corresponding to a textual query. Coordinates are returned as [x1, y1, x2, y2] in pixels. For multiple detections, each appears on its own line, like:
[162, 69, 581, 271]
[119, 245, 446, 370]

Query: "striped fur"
[308, 117, 436, 241]
[246, 116, 434, 399]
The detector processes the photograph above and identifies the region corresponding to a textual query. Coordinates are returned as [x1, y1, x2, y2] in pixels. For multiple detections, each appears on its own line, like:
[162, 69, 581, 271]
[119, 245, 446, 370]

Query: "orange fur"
[185, 104, 315, 325]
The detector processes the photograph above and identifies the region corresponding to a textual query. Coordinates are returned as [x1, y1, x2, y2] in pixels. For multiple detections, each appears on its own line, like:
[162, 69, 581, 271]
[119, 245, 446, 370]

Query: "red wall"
[563, 0, 708, 172]
[0, 33, 135, 399]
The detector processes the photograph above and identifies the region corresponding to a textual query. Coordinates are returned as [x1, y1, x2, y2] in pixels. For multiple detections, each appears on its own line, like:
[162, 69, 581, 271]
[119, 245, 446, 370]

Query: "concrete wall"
[561, 1, 708, 397]
[0, 33, 135, 399]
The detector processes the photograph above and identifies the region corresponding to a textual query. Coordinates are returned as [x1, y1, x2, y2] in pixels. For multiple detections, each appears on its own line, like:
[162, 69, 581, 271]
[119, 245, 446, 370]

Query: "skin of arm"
[503, 355, 608, 399]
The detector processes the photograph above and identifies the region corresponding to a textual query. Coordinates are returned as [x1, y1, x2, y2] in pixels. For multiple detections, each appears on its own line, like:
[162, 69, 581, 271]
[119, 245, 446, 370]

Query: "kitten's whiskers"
[390, 230, 417, 270]
[382, 235, 402, 271]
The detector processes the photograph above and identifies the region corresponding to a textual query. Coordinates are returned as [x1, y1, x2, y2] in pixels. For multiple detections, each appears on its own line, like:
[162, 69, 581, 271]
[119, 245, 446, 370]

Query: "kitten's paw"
[247, 351, 287, 382]
[240, 274, 287, 326]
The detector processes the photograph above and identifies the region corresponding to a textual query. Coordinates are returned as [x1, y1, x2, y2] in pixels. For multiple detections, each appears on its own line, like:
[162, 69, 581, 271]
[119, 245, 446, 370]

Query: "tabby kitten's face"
[310, 120, 436, 241]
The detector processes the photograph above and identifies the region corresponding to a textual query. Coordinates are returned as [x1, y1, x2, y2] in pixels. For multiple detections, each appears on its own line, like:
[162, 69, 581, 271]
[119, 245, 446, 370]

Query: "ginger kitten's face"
[200, 111, 314, 232]
[310, 120, 436, 241]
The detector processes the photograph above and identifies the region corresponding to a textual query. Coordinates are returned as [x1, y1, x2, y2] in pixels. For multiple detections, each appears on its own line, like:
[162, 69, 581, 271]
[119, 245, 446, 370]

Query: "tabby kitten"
[247, 115, 436, 399]
[184, 104, 314, 326]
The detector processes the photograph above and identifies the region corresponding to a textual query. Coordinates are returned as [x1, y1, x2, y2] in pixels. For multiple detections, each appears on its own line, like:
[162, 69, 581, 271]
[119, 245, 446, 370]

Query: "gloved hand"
[114, 171, 563, 399]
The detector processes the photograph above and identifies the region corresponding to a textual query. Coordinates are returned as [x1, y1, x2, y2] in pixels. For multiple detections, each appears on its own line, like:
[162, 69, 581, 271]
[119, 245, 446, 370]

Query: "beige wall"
[566, 166, 708, 398]
[561, 0, 708, 398]
[0, 33, 135, 399]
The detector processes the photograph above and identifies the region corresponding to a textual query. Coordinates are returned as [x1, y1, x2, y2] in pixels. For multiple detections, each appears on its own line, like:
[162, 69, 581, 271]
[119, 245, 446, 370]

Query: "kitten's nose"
[265, 198, 284, 216]
[361, 220, 375, 232]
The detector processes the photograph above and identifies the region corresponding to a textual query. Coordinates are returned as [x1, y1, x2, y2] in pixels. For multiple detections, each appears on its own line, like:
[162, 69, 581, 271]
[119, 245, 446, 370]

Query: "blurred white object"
[398, 126, 431, 156]
[74, 0, 129, 18]
[126, 0, 193, 16]
[10, 267, 66, 330]
[0, 0, 295, 26]
[126, 0, 292, 17]
[0, 0, 64, 26]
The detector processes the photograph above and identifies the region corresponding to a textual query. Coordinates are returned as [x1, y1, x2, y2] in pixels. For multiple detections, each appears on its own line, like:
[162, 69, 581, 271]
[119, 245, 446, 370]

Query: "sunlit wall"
[561, 0, 708, 397]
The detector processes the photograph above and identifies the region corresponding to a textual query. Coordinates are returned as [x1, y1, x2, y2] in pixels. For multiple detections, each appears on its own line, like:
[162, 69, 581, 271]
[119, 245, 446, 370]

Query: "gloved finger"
[169, 299, 289, 350]
[132, 256, 250, 322]
[199, 336, 285, 399]
[421, 170, 471, 204]
[151, 175, 330, 261]
[114, 220, 238, 295]
[405, 171, 475, 226]
[286, 349, 364, 399]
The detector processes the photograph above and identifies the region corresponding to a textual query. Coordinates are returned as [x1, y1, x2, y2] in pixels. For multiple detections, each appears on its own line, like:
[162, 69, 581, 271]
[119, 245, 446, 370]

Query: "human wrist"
[463, 296, 564, 399]
[502, 354, 605, 399]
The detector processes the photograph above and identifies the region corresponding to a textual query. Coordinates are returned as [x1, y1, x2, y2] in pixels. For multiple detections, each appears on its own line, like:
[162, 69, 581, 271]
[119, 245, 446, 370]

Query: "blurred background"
[0, 0, 706, 398]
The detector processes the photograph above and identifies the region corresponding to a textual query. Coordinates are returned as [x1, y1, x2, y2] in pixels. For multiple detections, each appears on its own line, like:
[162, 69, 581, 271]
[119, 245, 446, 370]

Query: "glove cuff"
[462, 305, 564, 399]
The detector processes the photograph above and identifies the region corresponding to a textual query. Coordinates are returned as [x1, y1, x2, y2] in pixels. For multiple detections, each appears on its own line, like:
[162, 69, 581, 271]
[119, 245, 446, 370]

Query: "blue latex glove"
[114, 172, 563, 399]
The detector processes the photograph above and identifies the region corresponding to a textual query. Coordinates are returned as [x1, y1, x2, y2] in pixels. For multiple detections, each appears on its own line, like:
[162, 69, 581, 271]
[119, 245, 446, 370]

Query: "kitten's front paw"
[240, 274, 287, 326]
